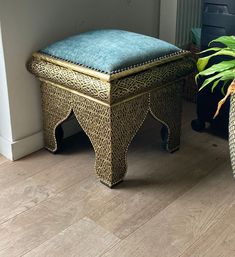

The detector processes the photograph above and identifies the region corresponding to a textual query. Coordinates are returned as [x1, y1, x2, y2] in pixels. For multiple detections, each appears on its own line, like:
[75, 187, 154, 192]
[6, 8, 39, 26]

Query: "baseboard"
[0, 131, 44, 161]
[11, 131, 44, 161]
[0, 117, 82, 161]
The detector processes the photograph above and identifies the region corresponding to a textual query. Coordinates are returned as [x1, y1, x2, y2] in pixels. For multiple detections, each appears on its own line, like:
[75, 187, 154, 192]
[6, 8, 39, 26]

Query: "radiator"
[159, 0, 201, 48]
[176, 0, 201, 47]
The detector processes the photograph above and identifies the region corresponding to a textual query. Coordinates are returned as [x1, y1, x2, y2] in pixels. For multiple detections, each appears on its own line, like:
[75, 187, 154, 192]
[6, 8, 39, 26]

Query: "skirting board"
[0, 117, 82, 161]
[0, 131, 44, 161]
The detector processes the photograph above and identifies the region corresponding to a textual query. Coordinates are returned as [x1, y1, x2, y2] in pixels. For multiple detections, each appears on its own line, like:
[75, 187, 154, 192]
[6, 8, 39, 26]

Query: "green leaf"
[211, 79, 221, 93]
[197, 56, 210, 72]
[209, 36, 235, 49]
[219, 70, 235, 81]
[212, 76, 233, 93]
[195, 73, 200, 84]
[198, 60, 235, 77]
[197, 49, 235, 72]
[221, 81, 230, 95]
[199, 74, 222, 91]
[199, 47, 222, 54]
[199, 69, 235, 91]
[211, 78, 231, 93]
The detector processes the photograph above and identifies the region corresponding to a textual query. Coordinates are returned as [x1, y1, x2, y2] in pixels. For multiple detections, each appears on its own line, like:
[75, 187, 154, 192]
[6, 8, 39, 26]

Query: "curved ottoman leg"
[73, 94, 149, 187]
[150, 81, 183, 153]
[40, 83, 72, 152]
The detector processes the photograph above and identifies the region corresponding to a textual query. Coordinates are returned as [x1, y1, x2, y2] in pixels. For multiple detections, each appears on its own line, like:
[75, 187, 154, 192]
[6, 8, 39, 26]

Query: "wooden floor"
[0, 101, 234, 257]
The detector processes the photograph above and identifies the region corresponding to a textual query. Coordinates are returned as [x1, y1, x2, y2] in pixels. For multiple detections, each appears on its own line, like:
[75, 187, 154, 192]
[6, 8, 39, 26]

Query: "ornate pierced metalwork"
[111, 58, 193, 104]
[28, 58, 111, 103]
[150, 82, 183, 152]
[28, 54, 195, 187]
[73, 93, 149, 187]
[27, 55, 194, 104]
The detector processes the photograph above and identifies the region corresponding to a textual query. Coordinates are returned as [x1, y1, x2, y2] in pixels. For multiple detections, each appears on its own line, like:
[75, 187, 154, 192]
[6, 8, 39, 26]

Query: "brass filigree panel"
[28, 53, 194, 187]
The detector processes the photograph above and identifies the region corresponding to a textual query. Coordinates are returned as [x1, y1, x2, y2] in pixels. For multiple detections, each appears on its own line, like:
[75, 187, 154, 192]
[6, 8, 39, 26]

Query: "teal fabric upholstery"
[41, 29, 181, 74]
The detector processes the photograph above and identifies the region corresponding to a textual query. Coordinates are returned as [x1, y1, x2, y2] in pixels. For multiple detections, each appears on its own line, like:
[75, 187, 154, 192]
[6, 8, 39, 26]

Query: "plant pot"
[229, 93, 235, 177]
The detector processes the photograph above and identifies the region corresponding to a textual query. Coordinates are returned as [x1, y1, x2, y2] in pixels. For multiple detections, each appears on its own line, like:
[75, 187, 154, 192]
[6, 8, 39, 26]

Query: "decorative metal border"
[32, 50, 191, 81]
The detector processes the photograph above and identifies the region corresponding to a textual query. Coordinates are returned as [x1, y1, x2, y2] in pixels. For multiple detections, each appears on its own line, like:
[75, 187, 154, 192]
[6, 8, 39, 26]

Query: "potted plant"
[196, 35, 235, 175]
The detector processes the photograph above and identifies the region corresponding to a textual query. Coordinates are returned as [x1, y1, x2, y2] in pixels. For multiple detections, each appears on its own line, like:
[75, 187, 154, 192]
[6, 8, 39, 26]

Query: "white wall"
[0, 22, 14, 159]
[159, 0, 178, 44]
[0, 0, 161, 160]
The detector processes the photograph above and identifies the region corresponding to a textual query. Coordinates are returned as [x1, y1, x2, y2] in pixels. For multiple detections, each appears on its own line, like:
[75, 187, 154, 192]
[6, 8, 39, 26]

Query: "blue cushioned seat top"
[41, 29, 181, 75]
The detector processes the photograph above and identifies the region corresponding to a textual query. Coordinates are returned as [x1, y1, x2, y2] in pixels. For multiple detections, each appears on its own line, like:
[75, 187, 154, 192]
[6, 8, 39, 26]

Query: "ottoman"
[27, 29, 194, 187]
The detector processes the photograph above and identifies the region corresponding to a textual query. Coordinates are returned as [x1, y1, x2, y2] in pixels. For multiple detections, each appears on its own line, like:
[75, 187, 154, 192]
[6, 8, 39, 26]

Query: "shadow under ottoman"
[27, 29, 195, 187]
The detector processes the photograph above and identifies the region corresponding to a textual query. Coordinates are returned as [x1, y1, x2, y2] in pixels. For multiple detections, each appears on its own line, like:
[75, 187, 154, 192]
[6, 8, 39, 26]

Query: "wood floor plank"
[0, 101, 232, 257]
[0, 150, 72, 191]
[0, 131, 207, 256]
[101, 162, 235, 257]
[88, 125, 228, 239]
[22, 217, 120, 257]
[0, 155, 8, 165]
[0, 152, 93, 224]
[0, 130, 94, 192]
[0, 162, 30, 189]
[180, 205, 235, 257]
[0, 176, 118, 257]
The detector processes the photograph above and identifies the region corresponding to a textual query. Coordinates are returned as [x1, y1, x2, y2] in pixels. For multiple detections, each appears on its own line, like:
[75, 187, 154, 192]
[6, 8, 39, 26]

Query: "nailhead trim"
[40, 50, 187, 75]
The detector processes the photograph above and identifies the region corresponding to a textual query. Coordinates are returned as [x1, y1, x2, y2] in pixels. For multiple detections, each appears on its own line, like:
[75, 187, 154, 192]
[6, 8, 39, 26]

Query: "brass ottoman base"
[28, 50, 194, 187]
[40, 79, 183, 187]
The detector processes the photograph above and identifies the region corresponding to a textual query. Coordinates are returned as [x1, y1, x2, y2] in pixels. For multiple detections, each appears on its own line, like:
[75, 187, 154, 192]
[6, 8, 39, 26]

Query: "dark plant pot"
[229, 93, 235, 177]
